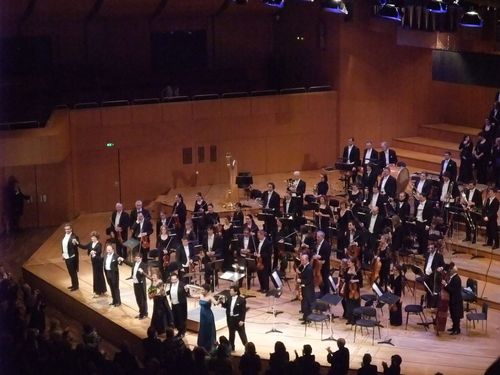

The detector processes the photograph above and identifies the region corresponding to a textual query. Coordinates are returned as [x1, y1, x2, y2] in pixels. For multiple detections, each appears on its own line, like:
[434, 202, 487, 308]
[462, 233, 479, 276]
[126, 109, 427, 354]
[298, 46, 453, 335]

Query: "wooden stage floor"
[22, 212, 500, 375]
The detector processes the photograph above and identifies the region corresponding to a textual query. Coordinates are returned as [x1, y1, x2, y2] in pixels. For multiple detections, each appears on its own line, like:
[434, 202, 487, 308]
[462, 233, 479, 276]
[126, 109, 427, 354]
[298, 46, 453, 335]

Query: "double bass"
[434, 269, 449, 335]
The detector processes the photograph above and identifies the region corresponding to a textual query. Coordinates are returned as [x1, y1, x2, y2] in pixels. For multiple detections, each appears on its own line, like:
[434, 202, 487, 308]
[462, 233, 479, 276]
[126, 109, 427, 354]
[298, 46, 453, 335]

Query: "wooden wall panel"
[131, 104, 162, 125]
[70, 109, 102, 129]
[101, 106, 132, 127]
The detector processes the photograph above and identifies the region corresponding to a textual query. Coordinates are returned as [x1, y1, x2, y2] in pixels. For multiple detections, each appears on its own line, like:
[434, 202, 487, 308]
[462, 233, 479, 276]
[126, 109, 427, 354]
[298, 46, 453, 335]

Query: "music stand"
[123, 238, 140, 262]
[319, 276, 344, 341]
[372, 282, 399, 346]
[207, 259, 224, 292]
[265, 271, 284, 334]
[220, 270, 245, 284]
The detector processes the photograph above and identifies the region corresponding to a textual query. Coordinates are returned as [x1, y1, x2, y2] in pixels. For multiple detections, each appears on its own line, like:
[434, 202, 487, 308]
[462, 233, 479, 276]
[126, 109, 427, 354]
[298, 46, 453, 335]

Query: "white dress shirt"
[132, 261, 141, 283]
[105, 254, 113, 271]
[425, 252, 435, 276]
[385, 150, 390, 165]
[208, 235, 214, 251]
[380, 176, 389, 194]
[467, 189, 475, 204]
[183, 245, 190, 267]
[258, 239, 264, 255]
[170, 282, 179, 305]
[243, 236, 249, 249]
[416, 180, 425, 194]
[364, 149, 372, 165]
[370, 193, 379, 208]
[442, 160, 449, 174]
[417, 201, 425, 222]
[62, 233, 71, 259]
[316, 240, 324, 255]
[440, 181, 450, 202]
[369, 215, 377, 233]
[230, 296, 238, 316]
[347, 145, 353, 162]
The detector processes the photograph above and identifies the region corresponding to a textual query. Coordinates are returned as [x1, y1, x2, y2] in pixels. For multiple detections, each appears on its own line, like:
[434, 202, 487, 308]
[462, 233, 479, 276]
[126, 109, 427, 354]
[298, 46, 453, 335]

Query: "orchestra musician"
[390, 215, 404, 262]
[118, 251, 148, 319]
[365, 185, 388, 213]
[363, 140, 379, 169]
[473, 134, 490, 184]
[439, 172, 460, 210]
[415, 193, 434, 254]
[379, 167, 397, 199]
[131, 212, 153, 261]
[130, 200, 151, 224]
[458, 136, 474, 183]
[312, 231, 332, 296]
[239, 227, 257, 289]
[176, 237, 194, 277]
[288, 171, 306, 214]
[339, 221, 361, 259]
[348, 184, 364, 209]
[282, 191, 298, 231]
[243, 214, 259, 235]
[261, 182, 281, 237]
[440, 151, 458, 182]
[297, 253, 314, 324]
[343, 258, 362, 325]
[157, 225, 178, 280]
[335, 201, 355, 236]
[364, 206, 385, 258]
[315, 174, 329, 196]
[462, 181, 482, 243]
[156, 210, 168, 238]
[193, 192, 208, 238]
[202, 226, 224, 287]
[423, 243, 445, 308]
[231, 202, 244, 233]
[220, 216, 235, 271]
[394, 192, 410, 222]
[172, 194, 187, 237]
[204, 203, 220, 228]
[315, 195, 333, 240]
[342, 137, 361, 182]
[388, 265, 403, 326]
[362, 163, 378, 194]
[274, 219, 296, 272]
[482, 188, 499, 250]
[109, 203, 130, 256]
[255, 230, 272, 293]
[183, 220, 197, 243]
[375, 235, 391, 289]
[441, 263, 464, 335]
[378, 141, 398, 169]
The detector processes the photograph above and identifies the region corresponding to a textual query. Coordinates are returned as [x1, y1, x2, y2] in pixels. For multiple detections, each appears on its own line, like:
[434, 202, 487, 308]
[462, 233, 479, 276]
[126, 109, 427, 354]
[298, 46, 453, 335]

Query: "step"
[418, 123, 482, 143]
[393, 137, 459, 159]
[392, 147, 443, 171]
[446, 240, 500, 262]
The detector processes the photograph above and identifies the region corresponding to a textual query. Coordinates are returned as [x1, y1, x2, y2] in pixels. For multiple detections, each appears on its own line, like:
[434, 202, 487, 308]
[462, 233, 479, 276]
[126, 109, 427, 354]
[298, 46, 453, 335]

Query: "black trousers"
[65, 257, 79, 289]
[105, 270, 121, 305]
[320, 268, 330, 296]
[227, 316, 248, 350]
[257, 266, 270, 291]
[134, 282, 148, 317]
[451, 315, 461, 332]
[416, 222, 429, 254]
[486, 219, 499, 246]
[172, 302, 187, 335]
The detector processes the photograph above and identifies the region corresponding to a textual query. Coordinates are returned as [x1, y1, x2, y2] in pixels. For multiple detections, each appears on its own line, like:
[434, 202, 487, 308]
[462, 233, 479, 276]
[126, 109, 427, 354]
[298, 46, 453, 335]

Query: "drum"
[388, 166, 410, 195]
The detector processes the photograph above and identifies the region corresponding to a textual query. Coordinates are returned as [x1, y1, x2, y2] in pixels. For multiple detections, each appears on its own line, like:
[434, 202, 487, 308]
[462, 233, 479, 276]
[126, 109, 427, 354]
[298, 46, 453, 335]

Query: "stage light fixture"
[459, 10, 484, 28]
[426, 0, 447, 14]
[377, 3, 402, 22]
[321, 0, 348, 15]
[263, 0, 285, 8]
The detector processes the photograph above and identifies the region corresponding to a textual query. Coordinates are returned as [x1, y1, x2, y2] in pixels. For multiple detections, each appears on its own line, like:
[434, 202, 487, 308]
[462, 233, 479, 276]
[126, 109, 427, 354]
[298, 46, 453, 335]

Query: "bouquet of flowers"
[148, 285, 158, 299]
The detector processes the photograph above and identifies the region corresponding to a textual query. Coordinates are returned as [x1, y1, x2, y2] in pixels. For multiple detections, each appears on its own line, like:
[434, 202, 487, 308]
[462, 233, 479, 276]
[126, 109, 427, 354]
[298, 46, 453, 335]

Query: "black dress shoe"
[70, 287, 79, 291]
[492, 246, 499, 250]
[300, 320, 310, 325]
[115, 303, 121, 307]
[67, 286, 73, 289]
[109, 302, 115, 306]
[462, 238, 470, 242]
[447, 328, 454, 332]
[138, 315, 146, 320]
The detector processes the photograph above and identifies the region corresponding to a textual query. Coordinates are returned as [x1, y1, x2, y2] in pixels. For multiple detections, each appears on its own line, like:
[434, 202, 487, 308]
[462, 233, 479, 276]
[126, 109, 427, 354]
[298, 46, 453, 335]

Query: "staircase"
[393, 123, 482, 173]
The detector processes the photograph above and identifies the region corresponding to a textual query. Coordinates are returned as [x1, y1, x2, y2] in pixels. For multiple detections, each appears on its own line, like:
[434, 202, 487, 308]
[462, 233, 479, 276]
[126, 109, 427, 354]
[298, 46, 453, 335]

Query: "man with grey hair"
[326, 338, 350, 375]
[109, 202, 130, 257]
[130, 200, 151, 224]
[313, 230, 332, 296]
[379, 141, 398, 169]
[288, 171, 306, 215]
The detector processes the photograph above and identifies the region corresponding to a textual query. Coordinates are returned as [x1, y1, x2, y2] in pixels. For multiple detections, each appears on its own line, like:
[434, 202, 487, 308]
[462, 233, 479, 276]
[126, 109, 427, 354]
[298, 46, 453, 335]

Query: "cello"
[312, 256, 323, 287]
[434, 268, 449, 335]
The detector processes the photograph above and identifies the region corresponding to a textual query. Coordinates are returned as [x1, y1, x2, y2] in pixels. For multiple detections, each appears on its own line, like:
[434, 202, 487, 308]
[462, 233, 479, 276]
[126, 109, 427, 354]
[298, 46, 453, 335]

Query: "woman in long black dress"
[147, 272, 174, 335]
[77, 231, 106, 297]
[343, 259, 362, 325]
[219, 216, 235, 271]
[315, 195, 333, 239]
[315, 174, 329, 196]
[458, 135, 474, 183]
[388, 265, 403, 326]
[157, 225, 178, 281]
[193, 192, 208, 240]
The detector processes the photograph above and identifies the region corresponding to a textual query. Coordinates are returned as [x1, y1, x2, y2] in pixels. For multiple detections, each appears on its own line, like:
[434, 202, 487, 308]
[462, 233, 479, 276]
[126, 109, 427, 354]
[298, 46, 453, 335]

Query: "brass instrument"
[444, 181, 455, 208]
[460, 192, 476, 232]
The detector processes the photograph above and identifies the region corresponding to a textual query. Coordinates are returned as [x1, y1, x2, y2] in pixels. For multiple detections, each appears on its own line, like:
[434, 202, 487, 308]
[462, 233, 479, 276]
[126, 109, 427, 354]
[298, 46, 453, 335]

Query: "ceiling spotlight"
[377, 3, 402, 22]
[426, 0, 447, 14]
[263, 0, 285, 8]
[322, 0, 348, 14]
[459, 10, 484, 28]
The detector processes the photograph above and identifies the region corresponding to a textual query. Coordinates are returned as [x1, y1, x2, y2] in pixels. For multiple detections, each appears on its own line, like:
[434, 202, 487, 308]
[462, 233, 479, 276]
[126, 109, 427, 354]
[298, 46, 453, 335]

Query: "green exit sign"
[106, 142, 115, 148]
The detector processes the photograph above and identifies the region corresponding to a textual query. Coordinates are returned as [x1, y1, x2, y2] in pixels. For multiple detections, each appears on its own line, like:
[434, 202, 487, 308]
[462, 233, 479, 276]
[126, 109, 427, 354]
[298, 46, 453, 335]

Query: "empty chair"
[305, 300, 330, 339]
[466, 303, 488, 333]
[404, 295, 428, 330]
[353, 306, 381, 345]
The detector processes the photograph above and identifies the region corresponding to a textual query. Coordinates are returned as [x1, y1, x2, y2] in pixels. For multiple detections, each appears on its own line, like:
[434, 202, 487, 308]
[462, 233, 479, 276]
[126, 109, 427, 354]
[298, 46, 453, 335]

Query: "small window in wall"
[198, 146, 205, 163]
[210, 145, 217, 162]
[183, 147, 192, 164]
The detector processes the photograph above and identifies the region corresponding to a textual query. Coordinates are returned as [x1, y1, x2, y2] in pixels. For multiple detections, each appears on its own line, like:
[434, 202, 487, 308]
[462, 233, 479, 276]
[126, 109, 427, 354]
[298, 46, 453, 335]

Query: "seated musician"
[255, 230, 273, 293]
[379, 167, 397, 199]
[362, 163, 378, 194]
[343, 258, 362, 325]
[378, 141, 398, 170]
[415, 193, 434, 254]
[184, 220, 197, 244]
[287, 171, 306, 214]
[348, 184, 363, 209]
[175, 237, 195, 278]
[394, 192, 410, 222]
[131, 212, 153, 261]
[315, 174, 329, 196]
[423, 243, 445, 308]
[363, 140, 379, 168]
[202, 226, 224, 287]
[204, 203, 220, 228]
[462, 181, 482, 243]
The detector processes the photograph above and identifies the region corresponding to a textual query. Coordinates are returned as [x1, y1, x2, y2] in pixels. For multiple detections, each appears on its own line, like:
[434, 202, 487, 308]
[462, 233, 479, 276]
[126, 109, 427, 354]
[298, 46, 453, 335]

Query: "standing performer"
[148, 272, 174, 335]
[119, 251, 148, 319]
[176, 237, 194, 276]
[344, 259, 362, 325]
[473, 134, 490, 184]
[312, 231, 332, 296]
[110, 202, 130, 244]
[204, 203, 220, 228]
[462, 181, 482, 243]
[167, 272, 187, 338]
[255, 230, 272, 293]
[202, 226, 224, 288]
[363, 140, 379, 168]
[442, 263, 464, 335]
[172, 194, 187, 238]
[261, 182, 281, 238]
[379, 141, 398, 169]
[388, 265, 403, 326]
[458, 136, 474, 183]
[76, 231, 106, 297]
[379, 167, 397, 199]
[197, 284, 218, 352]
[193, 192, 208, 239]
[61, 223, 80, 291]
[440, 151, 458, 181]
[483, 188, 499, 250]
[130, 200, 151, 224]
[415, 193, 434, 254]
[103, 243, 121, 307]
[315, 196, 333, 240]
[343, 137, 361, 182]
[288, 171, 306, 215]
[220, 285, 248, 351]
[423, 244, 445, 308]
[298, 253, 314, 324]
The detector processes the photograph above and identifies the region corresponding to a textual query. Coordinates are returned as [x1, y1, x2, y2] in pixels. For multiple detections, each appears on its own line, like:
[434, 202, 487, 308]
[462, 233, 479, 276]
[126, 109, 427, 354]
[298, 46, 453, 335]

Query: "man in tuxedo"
[339, 221, 361, 259]
[131, 212, 154, 261]
[415, 193, 434, 254]
[255, 230, 272, 293]
[439, 172, 459, 213]
[423, 243, 445, 307]
[298, 253, 314, 323]
[395, 192, 411, 222]
[440, 151, 457, 181]
[362, 163, 378, 194]
[366, 185, 388, 212]
[109, 202, 130, 257]
[156, 210, 169, 238]
[312, 231, 332, 296]
[220, 285, 248, 351]
[483, 188, 499, 250]
[288, 171, 306, 214]
[414, 172, 433, 198]
[363, 140, 379, 167]
[283, 191, 299, 231]
[119, 252, 148, 319]
[379, 167, 397, 199]
[364, 206, 385, 256]
[202, 226, 224, 288]
[379, 141, 398, 169]
[176, 237, 194, 276]
[130, 200, 151, 224]
[103, 243, 121, 306]
[61, 224, 80, 291]
[343, 137, 361, 182]
[167, 272, 187, 338]
[442, 263, 464, 335]
[463, 181, 482, 243]
[238, 228, 257, 289]
[261, 182, 281, 237]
